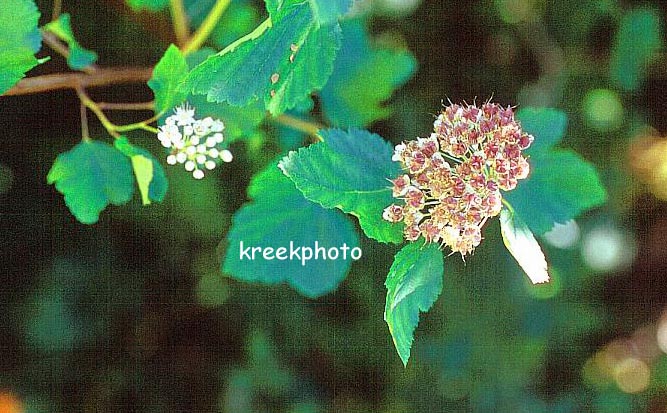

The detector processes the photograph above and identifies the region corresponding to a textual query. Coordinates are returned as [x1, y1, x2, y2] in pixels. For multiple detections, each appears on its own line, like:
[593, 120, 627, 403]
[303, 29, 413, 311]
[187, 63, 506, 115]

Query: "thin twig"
[274, 114, 323, 141]
[169, 0, 190, 47]
[3, 67, 153, 96]
[80, 101, 90, 141]
[52, 0, 63, 21]
[182, 0, 232, 55]
[97, 101, 155, 111]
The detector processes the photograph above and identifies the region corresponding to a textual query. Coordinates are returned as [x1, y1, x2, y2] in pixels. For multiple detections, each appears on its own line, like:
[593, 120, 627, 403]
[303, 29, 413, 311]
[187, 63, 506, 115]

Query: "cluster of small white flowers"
[157, 103, 233, 179]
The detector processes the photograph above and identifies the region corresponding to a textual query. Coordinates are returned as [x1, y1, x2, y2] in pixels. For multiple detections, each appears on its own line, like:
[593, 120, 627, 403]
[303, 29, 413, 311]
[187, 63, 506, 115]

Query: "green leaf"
[385, 242, 443, 366]
[47, 141, 134, 224]
[307, 0, 353, 25]
[506, 108, 607, 234]
[43, 13, 97, 70]
[222, 162, 359, 298]
[499, 209, 549, 284]
[320, 19, 417, 127]
[505, 150, 607, 235]
[0, 0, 43, 95]
[279, 128, 404, 243]
[126, 0, 169, 11]
[114, 136, 168, 204]
[186, 2, 342, 115]
[182, 48, 266, 143]
[131, 155, 154, 205]
[610, 8, 663, 91]
[148, 44, 189, 115]
[516, 107, 567, 154]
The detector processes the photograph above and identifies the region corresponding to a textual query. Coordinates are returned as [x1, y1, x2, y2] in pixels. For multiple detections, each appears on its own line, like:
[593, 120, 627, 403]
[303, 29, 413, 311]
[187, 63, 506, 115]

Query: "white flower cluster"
[157, 103, 233, 179]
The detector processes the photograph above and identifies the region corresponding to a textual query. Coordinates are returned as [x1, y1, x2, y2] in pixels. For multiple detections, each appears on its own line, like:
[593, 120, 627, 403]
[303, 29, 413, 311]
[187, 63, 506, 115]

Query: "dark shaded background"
[1, 0, 667, 411]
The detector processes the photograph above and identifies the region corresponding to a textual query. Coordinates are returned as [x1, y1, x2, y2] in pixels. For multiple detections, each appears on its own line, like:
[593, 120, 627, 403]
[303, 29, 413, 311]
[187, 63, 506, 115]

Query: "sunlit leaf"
[279, 128, 403, 243]
[499, 208, 549, 284]
[385, 242, 443, 366]
[114, 136, 168, 204]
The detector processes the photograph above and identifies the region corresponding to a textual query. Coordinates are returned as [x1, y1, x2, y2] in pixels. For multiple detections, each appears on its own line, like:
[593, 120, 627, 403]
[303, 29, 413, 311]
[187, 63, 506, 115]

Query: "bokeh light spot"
[581, 224, 636, 272]
[613, 358, 650, 394]
[582, 89, 624, 132]
[543, 220, 581, 249]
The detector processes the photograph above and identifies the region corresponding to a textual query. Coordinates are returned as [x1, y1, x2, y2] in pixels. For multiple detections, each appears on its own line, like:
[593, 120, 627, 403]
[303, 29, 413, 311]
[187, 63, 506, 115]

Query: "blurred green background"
[1, 0, 667, 411]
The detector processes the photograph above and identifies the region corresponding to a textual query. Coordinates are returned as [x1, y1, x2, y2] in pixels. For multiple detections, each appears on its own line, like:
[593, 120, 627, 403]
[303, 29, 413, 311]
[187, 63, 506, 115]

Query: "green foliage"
[384, 242, 443, 366]
[114, 136, 168, 204]
[610, 8, 663, 91]
[279, 128, 404, 243]
[222, 162, 359, 298]
[505, 108, 607, 234]
[185, 48, 266, 143]
[320, 19, 417, 127]
[47, 140, 134, 224]
[148, 44, 189, 115]
[185, 1, 342, 115]
[0, 0, 42, 94]
[125, 0, 169, 12]
[43, 13, 97, 70]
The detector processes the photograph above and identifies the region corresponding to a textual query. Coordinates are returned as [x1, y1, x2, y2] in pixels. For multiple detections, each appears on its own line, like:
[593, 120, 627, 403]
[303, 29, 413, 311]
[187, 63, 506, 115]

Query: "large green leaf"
[506, 108, 607, 235]
[47, 141, 135, 224]
[125, 0, 169, 11]
[222, 162, 359, 298]
[185, 48, 266, 143]
[320, 19, 417, 127]
[148, 44, 189, 115]
[385, 242, 443, 366]
[185, 1, 341, 115]
[0, 0, 42, 94]
[114, 136, 168, 204]
[279, 128, 404, 243]
[43, 13, 97, 70]
[610, 8, 663, 91]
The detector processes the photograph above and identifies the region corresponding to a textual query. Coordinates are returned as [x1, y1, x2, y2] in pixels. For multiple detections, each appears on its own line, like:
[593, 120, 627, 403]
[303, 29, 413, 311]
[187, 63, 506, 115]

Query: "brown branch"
[2, 67, 153, 96]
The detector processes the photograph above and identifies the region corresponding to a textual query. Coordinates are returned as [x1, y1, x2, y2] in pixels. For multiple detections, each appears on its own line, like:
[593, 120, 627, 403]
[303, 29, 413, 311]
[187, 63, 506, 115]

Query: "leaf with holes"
[185, 1, 341, 115]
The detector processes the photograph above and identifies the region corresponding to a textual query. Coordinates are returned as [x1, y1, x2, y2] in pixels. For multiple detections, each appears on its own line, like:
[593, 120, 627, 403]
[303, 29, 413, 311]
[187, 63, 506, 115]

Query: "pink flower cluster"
[383, 102, 534, 255]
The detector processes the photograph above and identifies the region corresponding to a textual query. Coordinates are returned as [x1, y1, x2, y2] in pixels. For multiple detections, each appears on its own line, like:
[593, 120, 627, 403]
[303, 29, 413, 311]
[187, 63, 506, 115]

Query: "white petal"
[205, 160, 216, 170]
[185, 161, 195, 171]
[220, 149, 233, 163]
[499, 209, 549, 284]
[196, 154, 206, 164]
[193, 169, 204, 179]
[176, 152, 187, 163]
[208, 148, 219, 158]
[186, 146, 196, 155]
[166, 155, 177, 165]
